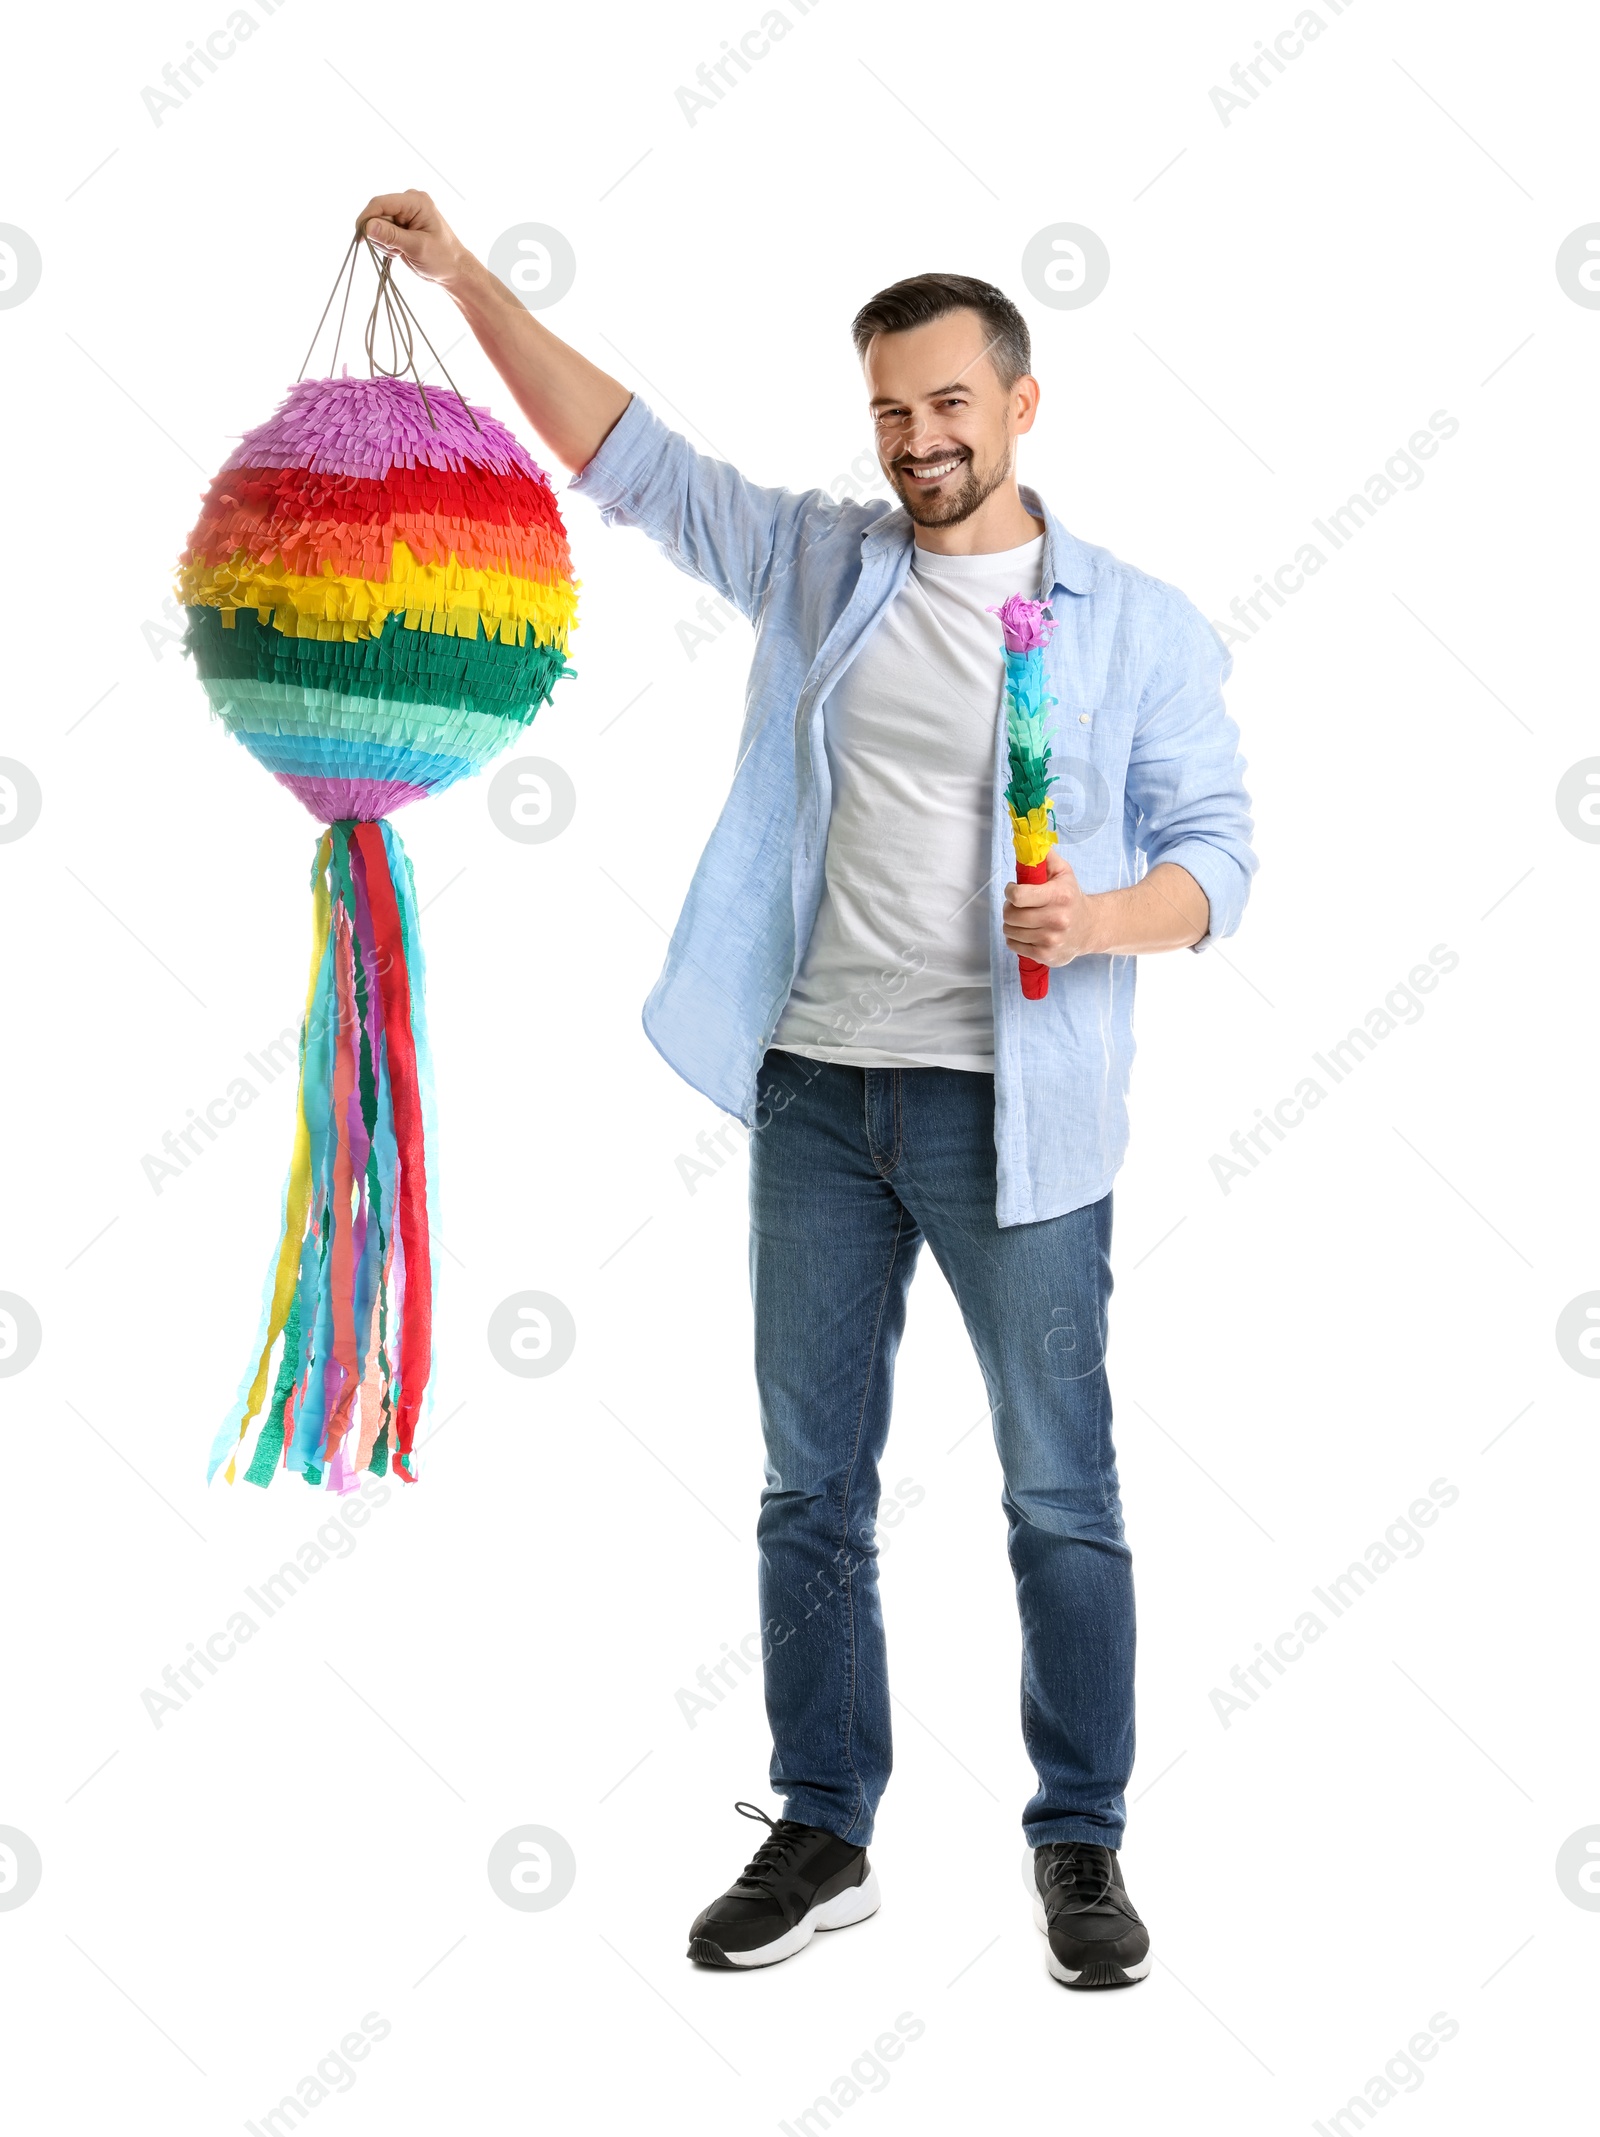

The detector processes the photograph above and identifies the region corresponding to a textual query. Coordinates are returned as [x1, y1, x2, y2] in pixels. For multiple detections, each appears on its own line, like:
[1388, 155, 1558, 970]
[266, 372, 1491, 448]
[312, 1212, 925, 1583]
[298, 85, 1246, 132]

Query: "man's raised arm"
[359, 190, 848, 624]
[358, 190, 631, 473]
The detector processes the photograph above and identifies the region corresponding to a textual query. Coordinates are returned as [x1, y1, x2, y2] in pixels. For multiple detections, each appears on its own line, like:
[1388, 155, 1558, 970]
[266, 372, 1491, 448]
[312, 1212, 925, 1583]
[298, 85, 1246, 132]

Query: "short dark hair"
[850, 273, 1032, 389]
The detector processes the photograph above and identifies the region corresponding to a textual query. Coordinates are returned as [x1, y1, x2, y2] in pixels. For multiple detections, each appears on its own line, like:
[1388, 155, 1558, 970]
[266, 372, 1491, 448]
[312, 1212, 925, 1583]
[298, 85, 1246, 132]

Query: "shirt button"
[1078, 713, 1091, 724]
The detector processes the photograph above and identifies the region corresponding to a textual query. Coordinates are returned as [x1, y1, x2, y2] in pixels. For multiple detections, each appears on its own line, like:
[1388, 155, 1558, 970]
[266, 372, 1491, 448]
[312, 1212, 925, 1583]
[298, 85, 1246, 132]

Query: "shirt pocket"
[1049, 693, 1133, 857]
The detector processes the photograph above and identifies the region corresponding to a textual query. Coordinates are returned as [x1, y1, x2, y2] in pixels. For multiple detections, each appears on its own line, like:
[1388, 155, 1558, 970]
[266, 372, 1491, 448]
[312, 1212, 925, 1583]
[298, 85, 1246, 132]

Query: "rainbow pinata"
[179, 374, 576, 819]
[178, 371, 577, 1492]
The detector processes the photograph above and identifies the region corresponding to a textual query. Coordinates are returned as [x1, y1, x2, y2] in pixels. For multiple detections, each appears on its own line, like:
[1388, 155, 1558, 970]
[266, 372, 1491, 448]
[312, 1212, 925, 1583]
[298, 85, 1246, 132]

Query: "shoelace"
[731, 1800, 813, 1887]
[1039, 1842, 1117, 1915]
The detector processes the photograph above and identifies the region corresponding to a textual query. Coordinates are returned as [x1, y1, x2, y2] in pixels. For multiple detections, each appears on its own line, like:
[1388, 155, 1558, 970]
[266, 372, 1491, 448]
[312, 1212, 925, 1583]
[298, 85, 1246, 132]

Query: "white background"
[1, 0, 1595, 2130]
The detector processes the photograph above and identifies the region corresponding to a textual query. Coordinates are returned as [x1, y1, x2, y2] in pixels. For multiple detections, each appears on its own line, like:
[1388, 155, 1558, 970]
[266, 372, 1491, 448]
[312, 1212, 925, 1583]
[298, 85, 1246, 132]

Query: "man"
[359, 191, 1256, 1989]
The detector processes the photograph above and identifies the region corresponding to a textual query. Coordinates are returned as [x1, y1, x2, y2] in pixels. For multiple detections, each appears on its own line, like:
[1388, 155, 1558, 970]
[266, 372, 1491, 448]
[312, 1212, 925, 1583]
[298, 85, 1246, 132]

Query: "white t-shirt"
[773, 532, 1046, 1072]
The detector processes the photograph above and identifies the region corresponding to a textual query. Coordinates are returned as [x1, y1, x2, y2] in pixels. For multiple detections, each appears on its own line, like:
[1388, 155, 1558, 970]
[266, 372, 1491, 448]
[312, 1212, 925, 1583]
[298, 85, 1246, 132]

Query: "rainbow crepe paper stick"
[990, 594, 1059, 1000]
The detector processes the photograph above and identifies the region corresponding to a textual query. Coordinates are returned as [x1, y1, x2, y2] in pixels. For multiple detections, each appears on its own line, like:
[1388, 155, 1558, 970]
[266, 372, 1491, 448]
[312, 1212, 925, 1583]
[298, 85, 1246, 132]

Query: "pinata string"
[295, 233, 361, 386]
[296, 230, 482, 438]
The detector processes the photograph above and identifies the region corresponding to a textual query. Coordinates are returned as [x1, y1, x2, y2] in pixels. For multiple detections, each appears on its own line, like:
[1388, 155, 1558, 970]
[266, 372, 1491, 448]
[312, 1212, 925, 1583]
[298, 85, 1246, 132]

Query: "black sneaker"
[1031, 1842, 1151, 1988]
[687, 1801, 880, 1968]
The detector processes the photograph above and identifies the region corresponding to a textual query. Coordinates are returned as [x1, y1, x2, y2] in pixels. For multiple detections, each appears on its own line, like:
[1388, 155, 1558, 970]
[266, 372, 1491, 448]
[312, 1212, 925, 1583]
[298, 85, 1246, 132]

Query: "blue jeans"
[749, 1052, 1135, 1850]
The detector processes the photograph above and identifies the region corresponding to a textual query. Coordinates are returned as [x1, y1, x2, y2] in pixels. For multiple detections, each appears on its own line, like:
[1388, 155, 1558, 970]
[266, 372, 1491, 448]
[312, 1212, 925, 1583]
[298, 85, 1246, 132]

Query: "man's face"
[864, 310, 1037, 528]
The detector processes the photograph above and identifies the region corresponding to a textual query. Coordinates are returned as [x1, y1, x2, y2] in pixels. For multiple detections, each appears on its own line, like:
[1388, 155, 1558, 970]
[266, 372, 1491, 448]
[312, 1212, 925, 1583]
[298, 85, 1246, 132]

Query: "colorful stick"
[990, 594, 1060, 1000]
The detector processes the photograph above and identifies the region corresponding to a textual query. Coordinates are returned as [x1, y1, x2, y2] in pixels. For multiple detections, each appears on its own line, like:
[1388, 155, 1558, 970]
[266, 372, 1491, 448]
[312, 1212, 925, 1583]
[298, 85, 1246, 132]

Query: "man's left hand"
[1002, 847, 1098, 967]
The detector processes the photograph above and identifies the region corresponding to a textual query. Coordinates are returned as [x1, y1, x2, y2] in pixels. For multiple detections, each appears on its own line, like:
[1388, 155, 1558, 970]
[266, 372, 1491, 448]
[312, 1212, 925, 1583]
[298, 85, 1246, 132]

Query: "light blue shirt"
[569, 394, 1257, 1227]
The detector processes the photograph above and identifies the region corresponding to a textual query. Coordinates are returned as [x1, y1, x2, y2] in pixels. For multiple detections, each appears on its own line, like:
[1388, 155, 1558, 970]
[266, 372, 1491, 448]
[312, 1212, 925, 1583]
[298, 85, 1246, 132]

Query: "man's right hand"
[357, 192, 472, 290]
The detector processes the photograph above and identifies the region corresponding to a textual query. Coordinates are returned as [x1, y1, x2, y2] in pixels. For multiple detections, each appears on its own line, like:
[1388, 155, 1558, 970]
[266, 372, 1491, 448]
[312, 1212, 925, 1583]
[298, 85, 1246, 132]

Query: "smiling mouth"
[897, 453, 966, 486]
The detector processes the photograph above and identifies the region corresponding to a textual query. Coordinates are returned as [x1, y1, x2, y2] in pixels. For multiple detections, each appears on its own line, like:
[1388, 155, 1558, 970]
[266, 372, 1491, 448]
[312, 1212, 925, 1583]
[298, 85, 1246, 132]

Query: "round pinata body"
[178, 375, 576, 822]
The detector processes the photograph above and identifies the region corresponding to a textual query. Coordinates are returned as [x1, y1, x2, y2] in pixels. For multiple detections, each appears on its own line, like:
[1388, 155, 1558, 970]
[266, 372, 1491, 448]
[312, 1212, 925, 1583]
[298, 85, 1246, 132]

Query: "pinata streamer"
[181, 241, 577, 1487]
[991, 594, 1059, 1000]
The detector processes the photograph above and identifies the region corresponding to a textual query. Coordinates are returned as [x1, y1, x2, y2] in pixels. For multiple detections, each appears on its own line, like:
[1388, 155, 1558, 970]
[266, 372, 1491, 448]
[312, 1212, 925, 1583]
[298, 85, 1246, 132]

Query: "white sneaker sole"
[707, 1869, 882, 1969]
[1031, 1894, 1153, 1984]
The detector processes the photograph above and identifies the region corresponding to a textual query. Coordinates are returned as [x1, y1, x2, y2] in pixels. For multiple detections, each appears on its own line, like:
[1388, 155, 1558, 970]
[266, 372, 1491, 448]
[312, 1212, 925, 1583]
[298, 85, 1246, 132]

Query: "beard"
[886, 441, 1014, 527]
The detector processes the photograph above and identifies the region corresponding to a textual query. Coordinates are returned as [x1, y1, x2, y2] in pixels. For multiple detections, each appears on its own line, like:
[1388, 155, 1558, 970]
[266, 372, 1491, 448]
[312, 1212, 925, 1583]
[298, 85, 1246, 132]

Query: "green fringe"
[1007, 742, 1054, 817]
[244, 1292, 303, 1487]
[185, 606, 573, 719]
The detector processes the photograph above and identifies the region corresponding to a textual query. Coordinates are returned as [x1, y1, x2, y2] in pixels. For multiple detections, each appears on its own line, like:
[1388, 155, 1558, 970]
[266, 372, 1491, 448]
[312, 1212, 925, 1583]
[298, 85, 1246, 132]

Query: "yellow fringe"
[1009, 803, 1058, 868]
[179, 540, 578, 650]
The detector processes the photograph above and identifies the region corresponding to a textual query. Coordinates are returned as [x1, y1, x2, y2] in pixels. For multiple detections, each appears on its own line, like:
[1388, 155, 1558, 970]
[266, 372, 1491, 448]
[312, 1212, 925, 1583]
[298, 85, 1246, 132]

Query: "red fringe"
[352, 823, 432, 1478]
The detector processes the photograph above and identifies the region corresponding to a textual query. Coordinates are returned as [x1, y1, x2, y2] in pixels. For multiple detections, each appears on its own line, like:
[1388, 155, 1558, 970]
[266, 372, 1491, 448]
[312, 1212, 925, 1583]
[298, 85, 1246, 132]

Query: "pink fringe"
[221, 375, 547, 483]
[273, 772, 433, 821]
